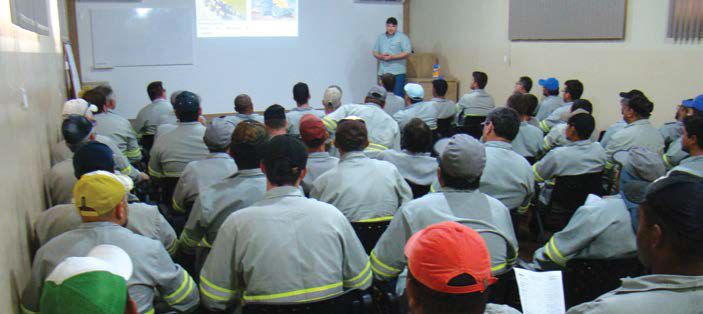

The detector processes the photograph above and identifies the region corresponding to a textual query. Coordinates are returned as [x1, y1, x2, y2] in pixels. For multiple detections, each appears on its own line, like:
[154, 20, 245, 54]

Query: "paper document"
[514, 267, 565, 314]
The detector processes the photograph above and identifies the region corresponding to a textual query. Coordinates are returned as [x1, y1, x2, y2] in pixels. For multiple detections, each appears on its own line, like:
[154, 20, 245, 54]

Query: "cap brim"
[682, 99, 694, 107]
[87, 245, 133, 281]
[88, 104, 99, 113]
[619, 92, 630, 98]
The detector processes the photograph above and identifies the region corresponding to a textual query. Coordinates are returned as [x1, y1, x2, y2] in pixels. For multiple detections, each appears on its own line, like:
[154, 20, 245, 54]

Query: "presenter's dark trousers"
[393, 74, 406, 97]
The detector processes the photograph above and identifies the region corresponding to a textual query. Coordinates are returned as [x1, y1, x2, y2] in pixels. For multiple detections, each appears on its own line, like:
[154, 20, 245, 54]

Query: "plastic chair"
[488, 269, 521, 312]
[351, 220, 391, 254]
[242, 289, 373, 314]
[456, 115, 486, 139]
[540, 172, 604, 233]
[406, 180, 431, 199]
[563, 257, 646, 309]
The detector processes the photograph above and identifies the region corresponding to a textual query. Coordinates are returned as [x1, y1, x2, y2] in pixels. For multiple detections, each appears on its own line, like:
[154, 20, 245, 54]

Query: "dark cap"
[263, 135, 308, 174]
[619, 89, 646, 101]
[366, 86, 387, 103]
[264, 104, 286, 121]
[62, 115, 94, 145]
[73, 141, 115, 179]
[230, 120, 269, 154]
[173, 91, 200, 113]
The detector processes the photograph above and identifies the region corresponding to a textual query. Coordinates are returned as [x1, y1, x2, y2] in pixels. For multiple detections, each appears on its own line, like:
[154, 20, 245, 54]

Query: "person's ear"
[124, 294, 137, 314]
[298, 167, 308, 184]
[652, 224, 664, 249]
[115, 198, 128, 222]
[260, 161, 267, 174]
[363, 139, 370, 149]
[406, 277, 420, 313]
[437, 167, 444, 187]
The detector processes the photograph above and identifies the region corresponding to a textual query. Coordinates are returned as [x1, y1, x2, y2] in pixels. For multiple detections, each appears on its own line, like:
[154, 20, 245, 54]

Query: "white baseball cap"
[404, 83, 424, 100]
[62, 99, 99, 118]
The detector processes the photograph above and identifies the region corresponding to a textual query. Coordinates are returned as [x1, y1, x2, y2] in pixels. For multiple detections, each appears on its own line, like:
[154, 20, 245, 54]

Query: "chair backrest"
[351, 220, 391, 254]
[406, 180, 431, 199]
[158, 177, 180, 206]
[457, 116, 486, 139]
[563, 257, 646, 309]
[551, 172, 604, 214]
[242, 288, 370, 314]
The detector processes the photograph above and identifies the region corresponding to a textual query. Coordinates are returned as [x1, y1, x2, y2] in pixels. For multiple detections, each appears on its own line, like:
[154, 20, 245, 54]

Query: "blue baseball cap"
[538, 78, 559, 92]
[682, 95, 703, 111]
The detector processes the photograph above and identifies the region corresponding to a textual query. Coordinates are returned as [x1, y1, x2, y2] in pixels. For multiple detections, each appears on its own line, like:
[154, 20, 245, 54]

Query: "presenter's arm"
[373, 50, 386, 61]
[388, 52, 410, 60]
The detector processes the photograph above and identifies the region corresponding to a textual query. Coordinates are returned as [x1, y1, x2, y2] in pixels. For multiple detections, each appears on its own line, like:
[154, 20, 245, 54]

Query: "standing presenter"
[373, 17, 412, 97]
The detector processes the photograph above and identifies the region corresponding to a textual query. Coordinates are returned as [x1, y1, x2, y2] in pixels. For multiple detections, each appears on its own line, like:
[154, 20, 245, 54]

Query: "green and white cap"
[40, 245, 133, 314]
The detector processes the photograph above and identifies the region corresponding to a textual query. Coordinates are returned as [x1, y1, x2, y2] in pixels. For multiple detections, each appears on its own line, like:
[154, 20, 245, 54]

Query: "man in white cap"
[393, 83, 439, 130]
[172, 117, 238, 215]
[22, 170, 199, 314]
[322, 85, 343, 114]
[86, 86, 143, 163]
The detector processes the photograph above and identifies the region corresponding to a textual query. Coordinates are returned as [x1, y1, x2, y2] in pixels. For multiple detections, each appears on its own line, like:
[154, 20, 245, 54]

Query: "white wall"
[76, 0, 403, 118]
[410, 0, 703, 131]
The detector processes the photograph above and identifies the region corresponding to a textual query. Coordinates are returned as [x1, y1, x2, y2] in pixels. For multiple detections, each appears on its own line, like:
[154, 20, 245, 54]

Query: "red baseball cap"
[299, 114, 328, 142]
[405, 221, 497, 294]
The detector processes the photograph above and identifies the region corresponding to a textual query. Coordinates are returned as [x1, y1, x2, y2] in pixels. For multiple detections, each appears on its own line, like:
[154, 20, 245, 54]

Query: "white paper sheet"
[514, 267, 566, 314]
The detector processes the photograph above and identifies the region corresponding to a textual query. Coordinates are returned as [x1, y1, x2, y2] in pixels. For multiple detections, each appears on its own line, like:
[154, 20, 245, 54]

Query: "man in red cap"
[405, 221, 520, 314]
[299, 114, 338, 195]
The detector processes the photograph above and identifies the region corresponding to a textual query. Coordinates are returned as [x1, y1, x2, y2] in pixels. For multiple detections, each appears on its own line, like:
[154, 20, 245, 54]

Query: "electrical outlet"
[21, 88, 29, 109]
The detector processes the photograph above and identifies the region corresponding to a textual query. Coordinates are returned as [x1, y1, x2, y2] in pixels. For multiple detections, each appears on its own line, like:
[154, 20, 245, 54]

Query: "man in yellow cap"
[22, 171, 199, 314]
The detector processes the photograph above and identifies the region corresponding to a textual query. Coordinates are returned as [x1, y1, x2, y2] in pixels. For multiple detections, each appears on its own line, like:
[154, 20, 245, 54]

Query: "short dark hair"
[486, 107, 520, 141]
[432, 79, 448, 97]
[264, 104, 287, 130]
[683, 114, 703, 148]
[335, 119, 368, 152]
[564, 80, 584, 100]
[627, 95, 654, 118]
[506, 94, 529, 116]
[571, 99, 593, 114]
[407, 270, 488, 314]
[82, 89, 107, 113]
[546, 88, 559, 96]
[147, 81, 165, 101]
[381, 73, 396, 93]
[568, 113, 596, 140]
[293, 82, 310, 105]
[262, 135, 308, 186]
[472, 71, 488, 89]
[386, 17, 398, 25]
[519, 76, 533, 93]
[440, 167, 481, 190]
[402, 118, 433, 153]
[234, 94, 253, 113]
[173, 92, 200, 123]
[524, 94, 539, 116]
[93, 85, 113, 102]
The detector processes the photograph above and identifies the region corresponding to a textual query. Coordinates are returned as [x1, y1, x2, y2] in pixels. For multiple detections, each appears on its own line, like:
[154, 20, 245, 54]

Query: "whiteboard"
[90, 7, 194, 68]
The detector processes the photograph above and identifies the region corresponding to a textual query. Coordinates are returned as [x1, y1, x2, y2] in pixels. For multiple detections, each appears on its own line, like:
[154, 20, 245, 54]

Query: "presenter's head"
[386, 17, 398, 35]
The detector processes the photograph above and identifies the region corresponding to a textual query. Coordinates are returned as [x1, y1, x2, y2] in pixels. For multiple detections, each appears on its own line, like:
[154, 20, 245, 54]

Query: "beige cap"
[62, 99, 98, 118]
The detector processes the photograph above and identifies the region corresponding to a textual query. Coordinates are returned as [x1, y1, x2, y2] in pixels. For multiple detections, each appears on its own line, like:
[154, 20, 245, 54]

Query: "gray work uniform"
[180, 169, 267, 254]
[154, 122, 178, 140]
[431, 97, 457, 119]
[301, 152, 339, 195]
[323, 103, 401, 157]
[535, 95, 565, 122]
[663, 136, 689, 169]
[371, 188, 518, 281]
[480, 141, 535, 212]
[378, 149, 438, 186]
[670, 155, 703, 177]
[544, 123, 599, 152]
[660, 120, 684, 147]
[94, 110, 142, 162]
[134, 98, 176, 137]
[373, 31, 412, 75]
[456, 89, 495, 117]
[47, 159, 77, 206]
[148, 122, 209, 178]
[310, 151, 413, 222]
[512, 121, 544, 158]
[199, 187, 371, 311]
[172, 153, 237, 214]
[50, 135, 142, 182]
[566, 274, 703, 314]
[34, 203, 178, 255]
[224, 113, 265, 127]
[605, 119, 665, 164]
[600, 120, 627, 148]
[384, 94, 406, 117]
[534, 140, 607, 204]
[21, 222, 198, 314]
[393, 101, 439, 130]
[531, 195, 637, 270]
[286, 106, 326, 136]
[539, 102, 572, 133]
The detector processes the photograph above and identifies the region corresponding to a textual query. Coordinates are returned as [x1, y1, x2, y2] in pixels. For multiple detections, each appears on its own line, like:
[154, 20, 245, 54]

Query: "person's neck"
[652, 259, 703, 277]
[306, 145, 326, 153]
[82, 217, 122, 225]
[688, 147, 703, 157]
[269, 128, 287, 136]
[297, 103, 310, 108]
[520, 115, 530, 122]
[239, 110, 254, 115]
[484, 134, 509, 143]
[626, 116, 643, 124]
[266, 182, 299, 191]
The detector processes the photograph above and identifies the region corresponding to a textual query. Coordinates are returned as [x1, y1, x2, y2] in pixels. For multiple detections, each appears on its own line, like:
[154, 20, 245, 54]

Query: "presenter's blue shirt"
[373, 31, 412, 76]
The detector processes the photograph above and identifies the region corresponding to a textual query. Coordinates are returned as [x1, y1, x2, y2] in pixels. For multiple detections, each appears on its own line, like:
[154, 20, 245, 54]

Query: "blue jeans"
[393, 74, 406, 97]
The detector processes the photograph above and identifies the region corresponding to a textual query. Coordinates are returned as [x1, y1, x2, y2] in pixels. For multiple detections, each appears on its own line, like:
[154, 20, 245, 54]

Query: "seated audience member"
[37, 142, 177, 254]
[683, 94, 703, 116]
[660, 99, 687, 147]
[199, 135, 371, 312]
[180, 120, 269, 259]
[286, 82, 325, 136]
[51, 99, 97, 164]
[456, 71, 495, 119]
[382, 73, 406, 116]
[540, 79, 583, 133]
[263, 104, 288, 136]
[311, 117, 412, 222]
[299, 114, 338, 195]
[534, 77, 564, 121]
[378, 118, 439, 192]
[601, 90, 648, 148]
[668, 114, 703, 177]
[566, 173, 703, 313]
[394, 83, 439, 130]
[405, 222, 521, 314]
[524, 94, 541, 127]
[507, 93, 544, 159]
[135, 81, 176, 140]
[148, 91, 210, 178]
[514, 75, 532, 95]
[543, 99, 595, 152]
[479, 108, 534, 213]
[431, 79, 456, 121]
[22, 171, 198, 314]
[39, 245, 137, 314]
[372, 134, 517, 283]
[533, 113, 606, 205]
[605, 95, 665, 164]
[664, 97, 703, 168]
[87, 86, 142, 163]
[323, 86, 401, 158]
[322, 85, 343, 114]
[172, 117, 238, 214]
[614, 148, 668, 230]
[225, 94, 264, 127]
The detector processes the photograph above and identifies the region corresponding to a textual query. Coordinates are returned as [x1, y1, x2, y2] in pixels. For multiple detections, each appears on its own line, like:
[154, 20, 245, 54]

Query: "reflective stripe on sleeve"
[20, 304, 38, 314]
[367, 143, 389, 152]
[148, 165, 164, 178]
[166, 238, 178, 255]
[242, 282, 343, 303]
[356, 216, 393, 223]
[124, 148, 142, 158]
[663, 154, 673, 169]
[180, 231, 199, 248]
[343, 262, 372, 289]
[539, 120, 551, 133]
[532, 164, 545, 182]
[200, 275, 236, 302]
[545, 237, 567, 267]
[164, 269, 195, 305]
[120, 164, 133, 176]
[172, 196, 185, 213]
[542, 138, 552, 151]
[144, 309, 155, 314]
[370, 250, 402, 278]
[322, 117, 338, 130]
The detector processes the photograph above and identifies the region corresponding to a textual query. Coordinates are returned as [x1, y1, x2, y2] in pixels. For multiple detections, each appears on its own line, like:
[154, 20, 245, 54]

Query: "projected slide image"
[196, 0, 299, 38]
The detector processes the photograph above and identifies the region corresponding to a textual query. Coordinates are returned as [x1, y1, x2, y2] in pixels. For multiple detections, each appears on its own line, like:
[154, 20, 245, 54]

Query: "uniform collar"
[365, 102, 384, 110]
[153, 98, 169, 104]
[618, 274, 703, 293]
[401, 149, 431, 157]
[431, 97, 447, 102]
[520, 121, 529, 127]
[292, 106, 313, 112]
[263, 186, 304, 200]
[681, 155, 703, 164]
[207, 152, 231, 159]
[236, 113, 259, 118]
[439, 186, 480, 194]
[340, 151, 368, 161]
[309, 151, 331, 158]
[626, 119, 652, 127]
[484, 140, 513, 150]
[385, 32, 397, 38]
[471, 89, 486, 95]
[236, 168, 264, 177]
[178, 121, 202, 127]
[80, 221, 121, 229]
[566, 139, 592, 147]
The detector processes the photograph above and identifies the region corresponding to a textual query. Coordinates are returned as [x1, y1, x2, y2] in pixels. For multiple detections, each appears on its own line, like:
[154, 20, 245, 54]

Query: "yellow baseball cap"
[73, 171, 131, 217]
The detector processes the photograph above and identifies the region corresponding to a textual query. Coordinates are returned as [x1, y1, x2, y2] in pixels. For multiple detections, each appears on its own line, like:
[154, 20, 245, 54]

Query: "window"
[668, 0, 703, 41]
